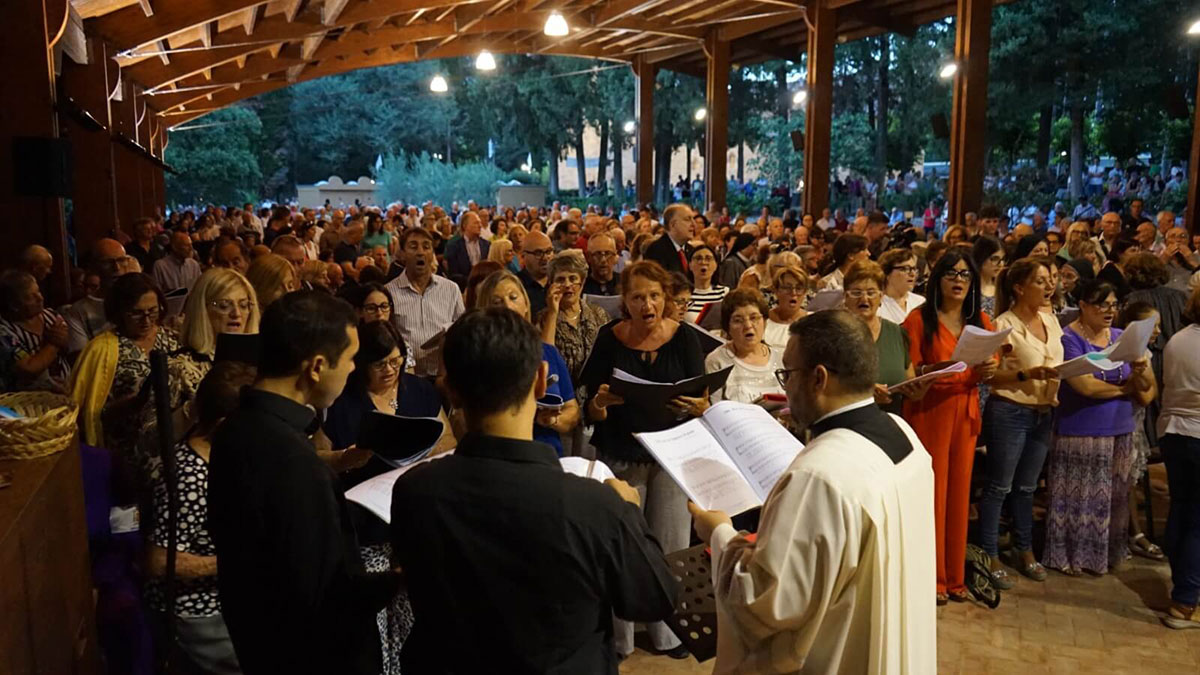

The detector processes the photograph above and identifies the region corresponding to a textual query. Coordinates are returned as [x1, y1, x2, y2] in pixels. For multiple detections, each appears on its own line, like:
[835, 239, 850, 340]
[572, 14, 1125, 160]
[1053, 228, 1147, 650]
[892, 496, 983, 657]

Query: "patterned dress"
[0, 308, 71, 393]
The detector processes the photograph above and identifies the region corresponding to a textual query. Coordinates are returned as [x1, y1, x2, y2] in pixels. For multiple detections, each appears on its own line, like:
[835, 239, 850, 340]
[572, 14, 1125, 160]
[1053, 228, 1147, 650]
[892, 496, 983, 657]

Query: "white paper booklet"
[632, 401, 804, 515]
[559, 457, 616, 483]
[950, 325, 1012, 365]
[1102, 315, 1156, 363]
[345, 451, 454, 523]
[1055, 352, 1124, 379]
[887, 361, 967, 393]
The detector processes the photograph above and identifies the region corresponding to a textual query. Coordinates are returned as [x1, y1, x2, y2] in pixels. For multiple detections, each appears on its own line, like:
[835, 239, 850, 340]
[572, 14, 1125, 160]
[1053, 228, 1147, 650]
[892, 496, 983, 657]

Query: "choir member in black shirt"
[208, 290, 401, 675]
[390, 308, 679, 673]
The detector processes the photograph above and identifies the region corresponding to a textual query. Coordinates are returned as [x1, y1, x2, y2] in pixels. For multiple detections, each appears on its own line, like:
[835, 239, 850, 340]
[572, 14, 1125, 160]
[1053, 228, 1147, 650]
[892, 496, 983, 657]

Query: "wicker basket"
[0, 392, 79, 460]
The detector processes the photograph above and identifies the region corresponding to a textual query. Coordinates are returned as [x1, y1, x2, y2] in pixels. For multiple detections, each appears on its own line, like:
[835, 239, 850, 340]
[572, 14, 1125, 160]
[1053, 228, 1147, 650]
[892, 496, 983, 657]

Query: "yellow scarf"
[69, 331, 118, 447]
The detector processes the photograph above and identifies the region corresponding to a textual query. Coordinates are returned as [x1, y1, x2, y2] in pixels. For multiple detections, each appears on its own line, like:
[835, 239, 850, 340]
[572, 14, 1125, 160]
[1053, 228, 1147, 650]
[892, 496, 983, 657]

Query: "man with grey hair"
[690, 310, 936, 673]
[19, 245, 53, 285]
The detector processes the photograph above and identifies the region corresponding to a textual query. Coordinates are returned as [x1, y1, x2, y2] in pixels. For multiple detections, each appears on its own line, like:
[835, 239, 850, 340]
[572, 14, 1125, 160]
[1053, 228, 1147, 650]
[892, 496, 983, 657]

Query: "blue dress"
[535, 342, 575, 456]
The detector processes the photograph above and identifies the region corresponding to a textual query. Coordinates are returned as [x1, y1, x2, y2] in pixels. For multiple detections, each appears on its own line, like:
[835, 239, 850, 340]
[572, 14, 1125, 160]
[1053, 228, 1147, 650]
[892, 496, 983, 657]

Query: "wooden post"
[946, 0, 993, 225]
[0, 0, 70, 302]
[802, 0, 836, 218]
[704, 34, 730, 210]
[60, 38, 119, 250]
[111, 83, 144, 230]
[1186, 59, 1200, 234]
[634, 57, 656, 208]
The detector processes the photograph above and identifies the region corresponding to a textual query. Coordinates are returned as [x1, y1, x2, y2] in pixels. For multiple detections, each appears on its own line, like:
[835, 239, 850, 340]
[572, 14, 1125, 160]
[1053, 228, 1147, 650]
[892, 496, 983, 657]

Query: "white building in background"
[295, 175, 378, 208]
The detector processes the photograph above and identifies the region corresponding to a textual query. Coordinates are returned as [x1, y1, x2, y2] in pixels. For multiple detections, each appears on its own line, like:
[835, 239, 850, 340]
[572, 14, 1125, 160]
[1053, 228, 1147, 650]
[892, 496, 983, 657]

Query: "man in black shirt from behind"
[391, 308, 679, 673]
[208, 291, 401, 674]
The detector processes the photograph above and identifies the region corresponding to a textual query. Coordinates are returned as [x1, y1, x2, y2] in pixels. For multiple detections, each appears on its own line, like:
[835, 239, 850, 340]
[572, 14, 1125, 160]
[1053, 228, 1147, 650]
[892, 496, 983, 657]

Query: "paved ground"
[622, 466, 1199, 674]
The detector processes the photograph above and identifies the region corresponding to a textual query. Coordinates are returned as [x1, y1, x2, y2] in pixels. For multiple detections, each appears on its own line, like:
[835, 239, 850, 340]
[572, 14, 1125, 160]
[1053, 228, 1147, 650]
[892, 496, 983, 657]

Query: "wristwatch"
[1017, 370, 1028, 382]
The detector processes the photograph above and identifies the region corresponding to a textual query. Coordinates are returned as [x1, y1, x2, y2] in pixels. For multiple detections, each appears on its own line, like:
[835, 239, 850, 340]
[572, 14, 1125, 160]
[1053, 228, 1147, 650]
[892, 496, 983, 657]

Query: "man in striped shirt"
[385, 228, 464, 377]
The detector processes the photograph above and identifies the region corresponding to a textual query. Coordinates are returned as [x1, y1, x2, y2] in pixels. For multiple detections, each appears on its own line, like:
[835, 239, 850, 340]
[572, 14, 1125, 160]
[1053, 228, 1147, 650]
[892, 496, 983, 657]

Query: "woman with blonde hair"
[245, 253, 298, 312]
[298, 259, 330, 290]
[487, 238, 517, 273]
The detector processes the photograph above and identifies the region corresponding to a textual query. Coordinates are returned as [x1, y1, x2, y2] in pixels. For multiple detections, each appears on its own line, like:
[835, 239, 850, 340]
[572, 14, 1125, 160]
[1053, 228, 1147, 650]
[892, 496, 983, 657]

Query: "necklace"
[1075, 320, 1108, 345]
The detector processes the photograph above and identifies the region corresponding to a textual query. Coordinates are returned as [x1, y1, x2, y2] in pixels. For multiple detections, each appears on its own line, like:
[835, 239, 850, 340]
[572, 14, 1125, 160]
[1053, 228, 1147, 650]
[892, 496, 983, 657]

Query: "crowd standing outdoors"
[4, 190, 1200, 674]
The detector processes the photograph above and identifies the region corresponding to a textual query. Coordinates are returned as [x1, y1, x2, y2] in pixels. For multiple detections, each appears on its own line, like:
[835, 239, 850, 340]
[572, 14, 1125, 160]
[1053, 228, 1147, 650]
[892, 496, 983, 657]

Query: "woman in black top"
[579, 259, 705, 659]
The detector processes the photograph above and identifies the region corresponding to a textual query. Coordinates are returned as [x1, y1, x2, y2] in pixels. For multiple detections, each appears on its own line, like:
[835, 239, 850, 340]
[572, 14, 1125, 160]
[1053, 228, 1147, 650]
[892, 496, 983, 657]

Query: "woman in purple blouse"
[1044, 280, 1157, 575]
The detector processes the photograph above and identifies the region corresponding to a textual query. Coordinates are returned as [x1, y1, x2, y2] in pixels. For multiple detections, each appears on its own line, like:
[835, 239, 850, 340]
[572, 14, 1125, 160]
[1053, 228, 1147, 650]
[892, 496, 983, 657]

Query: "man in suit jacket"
[391, 309, 678, 674]
[444, 211, 489, 286]
[642, 203, 695, 275]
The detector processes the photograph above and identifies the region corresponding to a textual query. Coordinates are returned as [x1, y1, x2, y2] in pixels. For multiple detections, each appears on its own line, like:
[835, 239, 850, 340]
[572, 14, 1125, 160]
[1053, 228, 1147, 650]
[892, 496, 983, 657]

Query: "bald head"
[1013, 223, 1034, 240]
[522, 231, 554, 280]
[20, 245, 53, 281]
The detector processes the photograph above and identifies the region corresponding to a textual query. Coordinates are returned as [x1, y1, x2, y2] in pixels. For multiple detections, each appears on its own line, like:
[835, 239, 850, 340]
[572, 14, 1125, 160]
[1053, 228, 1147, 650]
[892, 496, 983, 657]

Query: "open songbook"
[633, 401, 804, 516]
[357, 411, 444, 468]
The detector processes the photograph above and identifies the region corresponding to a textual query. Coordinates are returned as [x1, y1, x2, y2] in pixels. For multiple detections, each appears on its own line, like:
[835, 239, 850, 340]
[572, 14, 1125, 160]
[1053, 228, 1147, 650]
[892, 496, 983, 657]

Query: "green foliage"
[373, 153, 508, 206]
[165, 107, 263, 205]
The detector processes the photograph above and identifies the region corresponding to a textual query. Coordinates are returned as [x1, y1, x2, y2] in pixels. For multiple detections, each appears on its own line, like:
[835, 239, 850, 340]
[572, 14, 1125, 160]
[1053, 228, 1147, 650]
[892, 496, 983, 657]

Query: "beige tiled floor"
[622, 557, 1200, 674]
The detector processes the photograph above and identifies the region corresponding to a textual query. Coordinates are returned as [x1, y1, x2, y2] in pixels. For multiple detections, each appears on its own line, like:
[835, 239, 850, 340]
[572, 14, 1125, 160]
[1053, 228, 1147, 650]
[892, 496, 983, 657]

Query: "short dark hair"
[194, 361, 256, 434]
[971, 235, 1004, 270]
[720, 287, 769, 333]
[788, 310, 877, 394]
[979, 206, 1001, 220]
[443, 308, 542, 417]
[867, 210, 889, 226]
[399, 227, 433, 248]
[1074, 279, 1117, 306]
[339, 281, 391, 313]
[1110, 235, 1140, 261]
[105, 273, 166, 326]
[349, 320, 408, 391]
[829, 233, 868, 269]
[0, 270, 35, 319]
[257, 290, 357, 377]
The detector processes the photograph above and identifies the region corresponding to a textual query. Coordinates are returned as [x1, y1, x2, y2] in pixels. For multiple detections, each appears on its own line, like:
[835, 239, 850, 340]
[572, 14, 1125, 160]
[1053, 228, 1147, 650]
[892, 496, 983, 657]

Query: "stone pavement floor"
[621, 556, 1200, 674]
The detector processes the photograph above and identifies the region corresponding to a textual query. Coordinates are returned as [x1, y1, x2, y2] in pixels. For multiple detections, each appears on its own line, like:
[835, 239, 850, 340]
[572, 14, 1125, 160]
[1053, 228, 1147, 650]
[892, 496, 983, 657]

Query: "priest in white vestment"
[690, 310, 937, 674]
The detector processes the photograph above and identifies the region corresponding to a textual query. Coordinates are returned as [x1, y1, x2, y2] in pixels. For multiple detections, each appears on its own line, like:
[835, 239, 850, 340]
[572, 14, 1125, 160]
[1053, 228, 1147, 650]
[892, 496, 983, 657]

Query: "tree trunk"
[597, 119, 610, 193]
[548, 146, 560, 196]
[775, 64, 788, 120]
[655, 140, 672, 205]
[1069, 101, 1085, 199]
[612, 126, 624, 202]
[875, 34, 890, 196]
[574, 133, 587, 195]
[738, 141, 744, 185]
[1036, 104, 1052, 169]
[686, 143, 693, 198]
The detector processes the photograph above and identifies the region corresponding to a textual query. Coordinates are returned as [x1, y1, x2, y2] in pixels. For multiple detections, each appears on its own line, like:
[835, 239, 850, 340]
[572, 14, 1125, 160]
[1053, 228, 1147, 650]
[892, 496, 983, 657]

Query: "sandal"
[936, 593, 949, 606]
[1057, 565, 1080, 577]
[1019, 561, 1048, 582]
[1130, 534, 1165, 561]
[989, 567, 1016, 590]
[948, 589, 971, 603]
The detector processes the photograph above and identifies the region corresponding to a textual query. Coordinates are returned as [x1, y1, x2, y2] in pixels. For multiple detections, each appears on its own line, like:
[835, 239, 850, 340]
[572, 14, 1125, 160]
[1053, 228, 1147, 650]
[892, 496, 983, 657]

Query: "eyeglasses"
[371, 356, 404, 372]
[776, 284, 802, 293]
[208, 299, 253, 314]
[987, 254, 1005, 265]
[526, 248, 554, 258]
[1085, 301, 1119, 312]
[730, 314, 763, 326]
[774, 368, 801, 388]
[845, 289, 880, 299]
[362, 302, 391, 314]
[891, 265, 917, 275]
[942, 269, 973, 281]
[127, 308, 160, 322]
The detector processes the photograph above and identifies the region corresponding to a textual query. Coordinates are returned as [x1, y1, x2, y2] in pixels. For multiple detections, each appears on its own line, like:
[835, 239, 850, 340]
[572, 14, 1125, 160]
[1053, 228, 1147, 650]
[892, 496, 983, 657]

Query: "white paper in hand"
[559, 457, 616, 482]
[1102, 316, 1156, 363]
[949, 325, 1012, 365]
[1055, 352, 1123, 379]
[887, 361, 968, 392]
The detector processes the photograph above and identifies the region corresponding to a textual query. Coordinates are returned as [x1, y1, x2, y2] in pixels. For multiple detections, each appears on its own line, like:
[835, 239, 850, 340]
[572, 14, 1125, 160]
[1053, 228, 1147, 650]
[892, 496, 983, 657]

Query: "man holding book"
[689, 310, 937, 674]
[390, 308, 679, 673]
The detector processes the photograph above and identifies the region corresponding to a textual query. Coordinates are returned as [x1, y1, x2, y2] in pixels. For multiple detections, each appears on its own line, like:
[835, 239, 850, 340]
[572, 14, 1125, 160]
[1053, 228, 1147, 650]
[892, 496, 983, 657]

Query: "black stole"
[807, 403, 913, 465]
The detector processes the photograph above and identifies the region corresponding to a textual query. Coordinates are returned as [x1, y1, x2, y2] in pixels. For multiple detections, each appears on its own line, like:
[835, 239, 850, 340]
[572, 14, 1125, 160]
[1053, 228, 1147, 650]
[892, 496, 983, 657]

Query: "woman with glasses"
[902, 250, 999, 604]
[877, 248, 925, 324]
[977, 258, 1063, 589]
[684, 244, 728, 322]
[704, 288, 785, 404]
[972, 235, 1005, 317]
[842, 261, 929, 416]
[1044, 280, 1156, 576]
[340, 282, 394, 325]
[763, 266, 808, 349]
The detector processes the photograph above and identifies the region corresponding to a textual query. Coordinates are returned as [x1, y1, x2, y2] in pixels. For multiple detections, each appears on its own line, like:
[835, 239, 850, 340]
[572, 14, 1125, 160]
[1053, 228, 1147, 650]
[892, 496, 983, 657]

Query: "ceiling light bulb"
[793, 89, 808, 105]
[475, 50, 496, 71]
[938, 62, 958, 79]
[694, 107, 707, 121]
[544, 12, 569, 37]
[623, 120, 636, 133]
[430, 75, 448, 92]
[1189, 19, 1200, 35]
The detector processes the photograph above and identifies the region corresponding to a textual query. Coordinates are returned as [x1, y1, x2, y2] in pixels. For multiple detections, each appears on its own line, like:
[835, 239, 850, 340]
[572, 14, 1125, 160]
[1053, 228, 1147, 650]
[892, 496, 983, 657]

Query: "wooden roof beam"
[90, 0, 273, 53]
[839, 4, 916, 37]
[322, 0, 352, 25]
[243, 4, 261, 33]
[715, 8, 805, 41]
[157, 39, 170, 65]
[138, 0, 153, 17]
[283, 0, 306, 22]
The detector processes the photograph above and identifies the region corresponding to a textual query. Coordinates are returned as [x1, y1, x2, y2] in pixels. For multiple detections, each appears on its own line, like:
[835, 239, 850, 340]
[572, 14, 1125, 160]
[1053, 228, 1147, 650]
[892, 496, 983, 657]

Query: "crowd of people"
[4, 191, 1200, 674]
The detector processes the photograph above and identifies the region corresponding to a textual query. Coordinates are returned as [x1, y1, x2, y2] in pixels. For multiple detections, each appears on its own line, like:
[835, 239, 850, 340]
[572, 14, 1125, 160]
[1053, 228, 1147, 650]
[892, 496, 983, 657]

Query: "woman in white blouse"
[763, 266, 807, 349]
[978, 257, 1064, 589]
[877, 248, 925, 324]
[704, 288, 785, 404]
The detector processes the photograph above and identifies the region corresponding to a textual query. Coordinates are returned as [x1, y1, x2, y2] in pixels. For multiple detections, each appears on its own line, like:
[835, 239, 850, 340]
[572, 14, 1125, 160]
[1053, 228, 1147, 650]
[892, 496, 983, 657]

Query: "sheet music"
[559, 457, 616, 483]
[806, 289, 844, 312]
[1103, 316, 1156, 363]
[949, 325, 1012, 365]
[345, 451, 453, 523]
[1055, 352, 1123, 379]
[584, 294, 623, 321]
[634, 419, 762, 515]
[702, 401, 804, 502]
[887, 361, 968, 393]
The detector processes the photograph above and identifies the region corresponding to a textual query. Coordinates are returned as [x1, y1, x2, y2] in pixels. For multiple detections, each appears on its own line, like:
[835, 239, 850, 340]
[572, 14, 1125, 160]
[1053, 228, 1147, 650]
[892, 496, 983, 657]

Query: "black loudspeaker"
[1164, 88, 1190, 121]
[790, 129, 804, 152]
[930, 113, 950, 139]
[12, 137, 72, 198]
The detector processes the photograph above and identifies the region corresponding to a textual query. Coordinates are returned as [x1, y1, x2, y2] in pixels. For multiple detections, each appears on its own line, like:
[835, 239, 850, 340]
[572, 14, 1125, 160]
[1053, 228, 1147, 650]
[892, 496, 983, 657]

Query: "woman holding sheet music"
[902, 250, 999, 604]
[703, 288, 784, 404]
[1044, 279, 1156, 576]
[978, 258, 1063, 589]
[842, 261, 927, 416]
[579, 259, 706, 660]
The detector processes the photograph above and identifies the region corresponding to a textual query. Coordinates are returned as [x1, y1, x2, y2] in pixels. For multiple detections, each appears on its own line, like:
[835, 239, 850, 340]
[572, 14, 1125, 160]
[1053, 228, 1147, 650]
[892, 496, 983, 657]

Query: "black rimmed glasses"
[942, 269, 973, 282]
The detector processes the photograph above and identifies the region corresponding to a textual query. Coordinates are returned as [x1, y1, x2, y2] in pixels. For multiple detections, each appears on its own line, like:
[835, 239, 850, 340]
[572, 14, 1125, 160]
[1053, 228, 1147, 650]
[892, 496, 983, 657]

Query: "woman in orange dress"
[903, 249, 999, 604]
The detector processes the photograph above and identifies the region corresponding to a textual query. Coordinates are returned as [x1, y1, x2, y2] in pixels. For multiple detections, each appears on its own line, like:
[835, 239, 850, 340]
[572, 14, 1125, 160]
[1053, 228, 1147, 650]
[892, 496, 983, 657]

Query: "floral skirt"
[1043, 433, 1133, 574]
[362, 544, 414, 675]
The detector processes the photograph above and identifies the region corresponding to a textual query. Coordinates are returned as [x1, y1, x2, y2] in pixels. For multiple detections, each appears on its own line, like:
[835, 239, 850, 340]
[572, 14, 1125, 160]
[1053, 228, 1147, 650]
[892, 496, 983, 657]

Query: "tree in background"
[165, 107, 263, 205]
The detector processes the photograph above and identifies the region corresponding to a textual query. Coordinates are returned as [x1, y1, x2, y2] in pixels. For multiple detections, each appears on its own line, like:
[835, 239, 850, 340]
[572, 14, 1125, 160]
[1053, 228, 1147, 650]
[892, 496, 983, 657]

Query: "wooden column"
[111, 83, 144, 231]
[60, 38, 119, 251]
[1186, 60, 1200, 234]
[802, 0, 836, 218]
[704, 34, 730, 210]
[946, 0, 993, 225]
[634, 57, 656, 208]
[0, 0, 71, 303]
